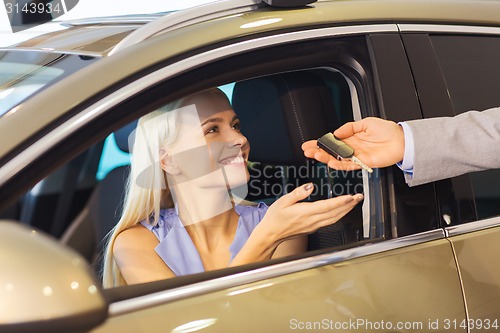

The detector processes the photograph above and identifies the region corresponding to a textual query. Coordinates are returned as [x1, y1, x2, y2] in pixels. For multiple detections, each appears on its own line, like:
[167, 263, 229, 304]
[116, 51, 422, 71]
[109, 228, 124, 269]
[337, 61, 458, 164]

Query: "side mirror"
[0, 221, 107, 333]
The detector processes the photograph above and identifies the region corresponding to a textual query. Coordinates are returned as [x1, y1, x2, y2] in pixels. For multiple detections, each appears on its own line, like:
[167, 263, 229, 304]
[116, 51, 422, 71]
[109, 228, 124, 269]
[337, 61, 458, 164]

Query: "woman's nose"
[227, 131, 249, 150]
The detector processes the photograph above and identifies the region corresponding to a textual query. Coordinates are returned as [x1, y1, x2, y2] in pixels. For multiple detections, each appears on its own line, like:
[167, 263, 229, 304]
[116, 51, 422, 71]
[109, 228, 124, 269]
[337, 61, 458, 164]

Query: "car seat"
[19, 143, 103, 238]
[60, 121, 136, 269]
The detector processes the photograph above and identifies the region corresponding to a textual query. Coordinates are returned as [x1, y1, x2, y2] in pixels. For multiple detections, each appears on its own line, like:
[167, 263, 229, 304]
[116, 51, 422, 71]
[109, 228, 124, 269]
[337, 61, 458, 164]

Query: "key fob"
[317, 133, 354, 160]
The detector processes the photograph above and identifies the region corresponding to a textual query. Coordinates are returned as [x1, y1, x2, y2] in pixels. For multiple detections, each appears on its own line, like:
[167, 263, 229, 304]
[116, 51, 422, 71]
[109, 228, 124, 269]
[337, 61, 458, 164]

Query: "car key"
[317, 133, 373, 173]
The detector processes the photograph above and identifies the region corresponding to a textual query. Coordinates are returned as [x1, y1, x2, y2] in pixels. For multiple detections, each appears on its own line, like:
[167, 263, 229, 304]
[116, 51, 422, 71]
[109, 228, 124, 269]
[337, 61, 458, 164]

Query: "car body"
[1, 0, 500, 332]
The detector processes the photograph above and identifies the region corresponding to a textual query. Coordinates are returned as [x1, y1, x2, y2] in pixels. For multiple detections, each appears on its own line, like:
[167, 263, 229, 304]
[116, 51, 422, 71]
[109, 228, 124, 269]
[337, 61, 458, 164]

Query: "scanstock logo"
[3, 0, 79, 32]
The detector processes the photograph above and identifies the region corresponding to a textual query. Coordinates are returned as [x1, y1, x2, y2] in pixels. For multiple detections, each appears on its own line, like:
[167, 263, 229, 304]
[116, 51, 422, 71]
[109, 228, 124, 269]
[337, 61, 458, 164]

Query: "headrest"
[114, 120, 137, 153]
[232, 71, 335, 165]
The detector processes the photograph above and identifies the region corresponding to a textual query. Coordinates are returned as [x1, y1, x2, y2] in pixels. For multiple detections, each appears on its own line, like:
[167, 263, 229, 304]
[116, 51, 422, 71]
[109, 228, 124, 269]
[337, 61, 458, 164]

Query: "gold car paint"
[92, 238, 466, 333]
[2, 0, 500, 159]
[447, 222, 500, 324]
[1, 1, 499, 329]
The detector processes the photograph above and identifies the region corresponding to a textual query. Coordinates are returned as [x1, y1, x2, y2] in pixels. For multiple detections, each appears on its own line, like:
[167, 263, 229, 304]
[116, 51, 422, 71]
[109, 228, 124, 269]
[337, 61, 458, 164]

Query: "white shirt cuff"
[397, 122, 415, 174]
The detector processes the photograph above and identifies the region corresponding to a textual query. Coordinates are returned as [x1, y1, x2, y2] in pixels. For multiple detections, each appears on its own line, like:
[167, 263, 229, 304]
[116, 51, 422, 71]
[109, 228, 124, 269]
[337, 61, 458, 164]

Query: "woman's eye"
[232, 122, 241, 130]
[206, 126, 218, 134]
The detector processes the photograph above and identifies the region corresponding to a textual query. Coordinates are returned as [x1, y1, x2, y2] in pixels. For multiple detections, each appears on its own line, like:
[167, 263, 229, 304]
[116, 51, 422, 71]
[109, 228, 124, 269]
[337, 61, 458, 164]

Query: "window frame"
[400, 25, 500, 228]
[368, 32, 442, 238]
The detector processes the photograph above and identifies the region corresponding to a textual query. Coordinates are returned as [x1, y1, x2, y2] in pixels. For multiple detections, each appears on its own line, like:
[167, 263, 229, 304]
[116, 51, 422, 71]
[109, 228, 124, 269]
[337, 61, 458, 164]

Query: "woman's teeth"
[220, 156, 244, 165]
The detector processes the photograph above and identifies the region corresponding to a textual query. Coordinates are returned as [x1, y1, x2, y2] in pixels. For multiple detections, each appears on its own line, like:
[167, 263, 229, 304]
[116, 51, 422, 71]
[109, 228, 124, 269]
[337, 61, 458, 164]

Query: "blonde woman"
[102, 88, 363, 288]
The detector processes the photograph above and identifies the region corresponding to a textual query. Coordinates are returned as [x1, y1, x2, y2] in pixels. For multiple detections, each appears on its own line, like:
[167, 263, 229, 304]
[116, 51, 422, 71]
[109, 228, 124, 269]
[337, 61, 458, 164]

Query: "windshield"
[0, 51, 97, 117]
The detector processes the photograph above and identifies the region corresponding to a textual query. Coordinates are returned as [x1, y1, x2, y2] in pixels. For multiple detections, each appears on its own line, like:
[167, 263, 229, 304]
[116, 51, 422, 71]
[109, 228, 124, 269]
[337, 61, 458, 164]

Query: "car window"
[430, 35, 500, 221]
[96, 134, 130, 180]
[4, 65, 376, 287]
[99, 67, 372, 287]
[0, 51, 98, 117]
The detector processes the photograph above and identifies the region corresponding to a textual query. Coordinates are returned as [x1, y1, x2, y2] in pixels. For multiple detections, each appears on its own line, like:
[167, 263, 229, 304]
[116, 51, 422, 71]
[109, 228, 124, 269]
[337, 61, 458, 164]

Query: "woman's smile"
[218, 151, 247, 166]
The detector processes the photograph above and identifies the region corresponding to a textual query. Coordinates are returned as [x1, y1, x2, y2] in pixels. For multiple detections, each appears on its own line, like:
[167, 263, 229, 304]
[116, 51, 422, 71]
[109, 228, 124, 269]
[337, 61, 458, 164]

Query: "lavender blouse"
[140, 202, 268, 276]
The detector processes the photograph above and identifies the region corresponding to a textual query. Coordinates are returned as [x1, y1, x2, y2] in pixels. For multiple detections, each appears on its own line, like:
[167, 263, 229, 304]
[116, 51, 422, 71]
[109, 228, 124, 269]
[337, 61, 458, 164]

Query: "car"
[1, 0, 500, 332]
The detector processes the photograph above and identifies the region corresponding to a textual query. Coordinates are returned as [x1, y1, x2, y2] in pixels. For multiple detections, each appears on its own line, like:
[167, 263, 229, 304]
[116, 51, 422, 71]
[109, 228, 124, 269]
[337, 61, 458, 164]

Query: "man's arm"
[405, 107, 500, 186]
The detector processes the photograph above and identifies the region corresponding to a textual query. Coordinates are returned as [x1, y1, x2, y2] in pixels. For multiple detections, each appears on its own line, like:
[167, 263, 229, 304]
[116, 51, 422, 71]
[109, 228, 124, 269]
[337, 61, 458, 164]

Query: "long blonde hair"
[102, 99, 184, 288]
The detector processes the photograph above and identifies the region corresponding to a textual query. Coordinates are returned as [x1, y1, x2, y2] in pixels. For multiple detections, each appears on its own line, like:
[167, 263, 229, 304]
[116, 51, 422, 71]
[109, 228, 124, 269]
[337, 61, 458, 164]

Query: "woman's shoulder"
[116, 223, 151, 240]
[113, 224, 159, 256]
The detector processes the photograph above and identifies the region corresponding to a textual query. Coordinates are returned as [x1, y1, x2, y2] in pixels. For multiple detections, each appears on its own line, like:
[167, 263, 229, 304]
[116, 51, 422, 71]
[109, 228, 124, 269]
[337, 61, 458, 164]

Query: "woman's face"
[162, 90, 250, 191]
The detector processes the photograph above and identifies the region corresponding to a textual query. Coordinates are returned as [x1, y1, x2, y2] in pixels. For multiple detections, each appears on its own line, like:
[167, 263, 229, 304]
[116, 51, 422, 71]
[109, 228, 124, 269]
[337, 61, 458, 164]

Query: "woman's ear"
[160, 148, 180, 175]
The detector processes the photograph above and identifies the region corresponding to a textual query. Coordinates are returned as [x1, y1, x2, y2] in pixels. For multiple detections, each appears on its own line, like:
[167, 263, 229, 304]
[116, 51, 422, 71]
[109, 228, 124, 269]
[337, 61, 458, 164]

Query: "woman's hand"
[229, 183, 363, 266]
[257, 183, 363, 244]
[302, 117, 405, 170]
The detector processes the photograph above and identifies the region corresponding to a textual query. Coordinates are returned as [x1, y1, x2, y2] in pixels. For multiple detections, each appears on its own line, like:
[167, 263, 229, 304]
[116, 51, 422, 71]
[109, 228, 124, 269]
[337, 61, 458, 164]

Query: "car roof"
[2, 0, 500, 159]
[4, 0, 500, 56]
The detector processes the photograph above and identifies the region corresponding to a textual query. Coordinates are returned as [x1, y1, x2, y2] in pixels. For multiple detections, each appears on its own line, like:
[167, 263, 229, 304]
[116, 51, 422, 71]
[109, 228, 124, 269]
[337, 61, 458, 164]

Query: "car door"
[401, 24, 500, 329]
[0, 20, 466, 333]
[79, 25, 466, 332]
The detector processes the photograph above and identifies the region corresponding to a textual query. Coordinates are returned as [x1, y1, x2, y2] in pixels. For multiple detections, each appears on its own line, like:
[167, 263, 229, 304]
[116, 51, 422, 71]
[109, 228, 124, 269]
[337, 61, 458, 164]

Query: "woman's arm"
[113, 224, 175, 284]
[272, 235, 307, 258]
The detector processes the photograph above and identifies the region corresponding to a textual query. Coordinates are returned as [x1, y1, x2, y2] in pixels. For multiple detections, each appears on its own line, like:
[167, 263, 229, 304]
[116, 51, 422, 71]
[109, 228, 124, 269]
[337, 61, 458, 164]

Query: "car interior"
[0, 67, 368, 285]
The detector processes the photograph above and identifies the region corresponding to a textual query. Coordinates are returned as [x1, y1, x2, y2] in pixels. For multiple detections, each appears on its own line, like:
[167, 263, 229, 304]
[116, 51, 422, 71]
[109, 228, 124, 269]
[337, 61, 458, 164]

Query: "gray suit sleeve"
[404, 107, 500, 186]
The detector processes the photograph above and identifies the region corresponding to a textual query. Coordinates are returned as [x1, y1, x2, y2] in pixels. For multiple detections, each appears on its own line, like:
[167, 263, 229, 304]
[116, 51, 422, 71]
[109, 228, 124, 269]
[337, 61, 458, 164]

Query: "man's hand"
[302, 117, 405, 170]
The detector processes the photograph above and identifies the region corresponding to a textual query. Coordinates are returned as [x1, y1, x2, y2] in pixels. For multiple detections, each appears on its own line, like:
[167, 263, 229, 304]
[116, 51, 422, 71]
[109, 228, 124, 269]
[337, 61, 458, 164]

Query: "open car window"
[1, 67, 377, 289]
